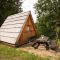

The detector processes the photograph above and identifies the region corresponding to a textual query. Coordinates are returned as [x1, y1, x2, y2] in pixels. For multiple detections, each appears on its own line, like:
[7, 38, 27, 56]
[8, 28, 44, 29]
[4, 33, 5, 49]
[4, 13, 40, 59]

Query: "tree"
[34, 0, 60, 39]
[0, 0, 22, 26]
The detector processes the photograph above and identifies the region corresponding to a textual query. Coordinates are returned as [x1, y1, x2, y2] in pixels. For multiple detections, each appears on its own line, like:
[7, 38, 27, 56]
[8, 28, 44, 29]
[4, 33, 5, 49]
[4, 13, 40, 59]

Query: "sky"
[22, 0, 37, 22]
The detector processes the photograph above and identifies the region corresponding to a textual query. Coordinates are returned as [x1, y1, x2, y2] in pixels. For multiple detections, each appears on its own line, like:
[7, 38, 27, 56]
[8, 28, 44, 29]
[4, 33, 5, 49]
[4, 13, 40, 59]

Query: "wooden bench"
[32, 35, 49, 50]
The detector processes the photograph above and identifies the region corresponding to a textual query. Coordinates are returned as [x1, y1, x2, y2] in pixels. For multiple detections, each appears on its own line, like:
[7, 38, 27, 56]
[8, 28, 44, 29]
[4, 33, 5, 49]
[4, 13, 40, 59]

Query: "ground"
[0, 43, 60, 60]
[17, 42, 60, 60]
[0, 44, 50, 60]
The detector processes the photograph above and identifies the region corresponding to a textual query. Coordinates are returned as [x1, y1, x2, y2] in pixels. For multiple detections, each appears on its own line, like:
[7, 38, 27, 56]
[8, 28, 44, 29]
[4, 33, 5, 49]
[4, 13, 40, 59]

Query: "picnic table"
[32, 35, 49, 50]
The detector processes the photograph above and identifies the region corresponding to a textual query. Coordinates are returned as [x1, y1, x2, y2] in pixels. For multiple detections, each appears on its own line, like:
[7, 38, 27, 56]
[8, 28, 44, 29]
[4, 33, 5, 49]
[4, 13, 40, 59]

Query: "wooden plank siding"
[18, 15, 36, 45]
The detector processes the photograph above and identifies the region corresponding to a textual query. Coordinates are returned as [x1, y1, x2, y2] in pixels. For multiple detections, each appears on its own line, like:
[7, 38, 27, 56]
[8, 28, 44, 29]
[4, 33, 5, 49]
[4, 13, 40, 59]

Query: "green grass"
[0, 44, 50, 60]
[57, 39, 60, 46]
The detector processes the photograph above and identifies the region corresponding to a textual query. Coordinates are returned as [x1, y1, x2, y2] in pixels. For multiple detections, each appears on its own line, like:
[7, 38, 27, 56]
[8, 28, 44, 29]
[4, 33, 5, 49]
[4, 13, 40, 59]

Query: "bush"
[57, 39, 60, 46]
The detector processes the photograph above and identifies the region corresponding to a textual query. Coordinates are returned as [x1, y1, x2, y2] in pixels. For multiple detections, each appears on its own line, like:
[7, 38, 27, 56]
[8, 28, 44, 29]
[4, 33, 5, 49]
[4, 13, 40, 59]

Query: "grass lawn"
[0, 44, 50, 60]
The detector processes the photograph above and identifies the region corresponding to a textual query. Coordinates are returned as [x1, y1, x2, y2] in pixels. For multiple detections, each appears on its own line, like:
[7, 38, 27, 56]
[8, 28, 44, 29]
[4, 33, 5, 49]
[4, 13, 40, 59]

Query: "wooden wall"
[18, 15, 36, 45]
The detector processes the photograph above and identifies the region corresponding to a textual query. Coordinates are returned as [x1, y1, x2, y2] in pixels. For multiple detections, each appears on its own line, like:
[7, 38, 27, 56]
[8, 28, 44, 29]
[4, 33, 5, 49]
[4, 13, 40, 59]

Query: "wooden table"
[32, 36, 49, 50]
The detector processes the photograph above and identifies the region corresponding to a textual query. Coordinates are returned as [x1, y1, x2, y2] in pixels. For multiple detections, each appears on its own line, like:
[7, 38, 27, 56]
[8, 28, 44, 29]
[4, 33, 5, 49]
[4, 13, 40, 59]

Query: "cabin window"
[26, 26, 30, 31]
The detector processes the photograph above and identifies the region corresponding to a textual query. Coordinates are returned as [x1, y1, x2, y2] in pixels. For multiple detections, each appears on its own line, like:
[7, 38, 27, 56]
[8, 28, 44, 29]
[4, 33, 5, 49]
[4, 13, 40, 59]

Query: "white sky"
[22, 0, 37, 22]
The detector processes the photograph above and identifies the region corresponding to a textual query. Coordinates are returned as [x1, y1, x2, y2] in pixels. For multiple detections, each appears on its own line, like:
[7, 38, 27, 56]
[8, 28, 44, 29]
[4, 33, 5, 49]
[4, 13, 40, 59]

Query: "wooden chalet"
[0, 11, 37, 47]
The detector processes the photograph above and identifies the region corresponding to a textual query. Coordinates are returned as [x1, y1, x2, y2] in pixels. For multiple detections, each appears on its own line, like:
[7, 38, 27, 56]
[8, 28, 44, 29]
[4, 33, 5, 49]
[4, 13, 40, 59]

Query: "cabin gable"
[18, 15, 36, 45]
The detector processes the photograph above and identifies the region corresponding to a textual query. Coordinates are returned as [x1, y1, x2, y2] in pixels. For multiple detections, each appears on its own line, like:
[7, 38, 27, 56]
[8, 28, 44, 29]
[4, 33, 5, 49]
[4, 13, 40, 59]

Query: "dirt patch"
[16, 43, 60, 60]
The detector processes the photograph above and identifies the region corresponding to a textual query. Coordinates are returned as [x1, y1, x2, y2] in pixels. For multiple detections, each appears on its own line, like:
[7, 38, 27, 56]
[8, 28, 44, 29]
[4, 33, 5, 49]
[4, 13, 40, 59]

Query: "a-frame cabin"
[0, 11, 37, 47]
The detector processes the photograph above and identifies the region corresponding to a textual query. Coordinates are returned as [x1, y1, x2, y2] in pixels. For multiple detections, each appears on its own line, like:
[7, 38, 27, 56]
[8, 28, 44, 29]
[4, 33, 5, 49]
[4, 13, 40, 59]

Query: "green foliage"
[0, 0, 22, 26]
[34, 0, 60, 39]
[57, 39, 60, 46]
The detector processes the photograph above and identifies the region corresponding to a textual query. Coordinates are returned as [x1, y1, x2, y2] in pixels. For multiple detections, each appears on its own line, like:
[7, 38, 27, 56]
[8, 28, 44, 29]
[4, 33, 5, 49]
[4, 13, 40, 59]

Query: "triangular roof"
[0, 11, 34, 44]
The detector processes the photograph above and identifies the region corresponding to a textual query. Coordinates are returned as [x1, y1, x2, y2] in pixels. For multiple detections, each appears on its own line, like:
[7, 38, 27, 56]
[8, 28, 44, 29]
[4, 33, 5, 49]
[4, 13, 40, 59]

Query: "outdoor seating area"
[29, 35, 60, 52]
[32, 35, 49, 50]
